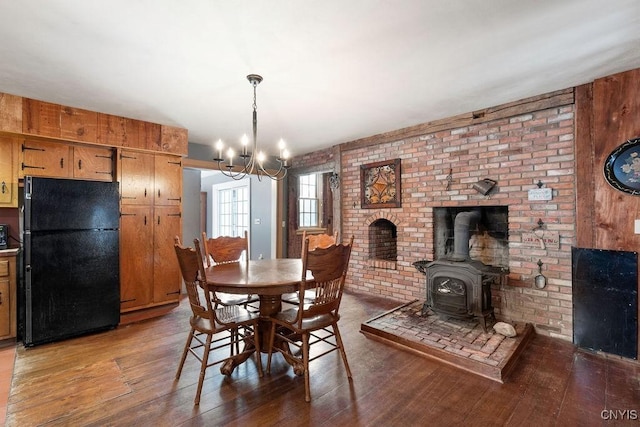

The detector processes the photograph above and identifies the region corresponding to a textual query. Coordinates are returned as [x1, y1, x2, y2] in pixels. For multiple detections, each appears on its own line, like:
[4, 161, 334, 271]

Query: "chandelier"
[213, 74, 290, 181]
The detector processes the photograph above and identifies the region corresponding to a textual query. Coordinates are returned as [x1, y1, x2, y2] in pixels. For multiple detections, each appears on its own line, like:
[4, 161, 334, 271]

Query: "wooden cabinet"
[98, 113, 140, 148]
[21, 139, 71, 178]
[73, 145, 114, 181]
[23, 98, 62, 138]
[0, 249, 18, 341]
[153, 206, 182, 304]
[20, 140, 114, 181]
[60, 106, 98, 142]
[159, 125, 188, 155]
[154, 154, 182, 205]
[120, 205, 154, 310]
[0, 93, 22, 133]
[120, 151, 154, 204]
[0, 136, 19, 207]
[119, 151, 182, 312]
[1, 92, 187, 155]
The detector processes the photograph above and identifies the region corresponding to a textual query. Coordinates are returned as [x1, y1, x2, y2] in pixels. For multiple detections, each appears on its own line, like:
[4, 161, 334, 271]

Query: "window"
[298, 173, 321, 228]
[212, 180, 249, 238]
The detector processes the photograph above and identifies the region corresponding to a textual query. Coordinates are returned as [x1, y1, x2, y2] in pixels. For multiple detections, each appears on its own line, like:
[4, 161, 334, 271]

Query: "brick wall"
[292, 97, 577, 341]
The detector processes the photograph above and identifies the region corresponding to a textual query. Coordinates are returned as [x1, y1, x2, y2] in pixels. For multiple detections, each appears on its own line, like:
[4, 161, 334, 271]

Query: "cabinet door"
[160, 125, 188, 155]
[154, 154, 182, 206]
[60, 106, 98, 143]
[73, 146, 114, 181]
[21, 140, 71, 178]
[139, 122, 161, 151]
[120, 205, 154, 310]
[119, 150, 154, 205]
[153, 206, 182, 304]
[98, 114, 140, 147]
[0, 136, 19, 207]
[0, 93, 22, 133]
[0, 277, 9, 338]
[22, 99, 61, 137]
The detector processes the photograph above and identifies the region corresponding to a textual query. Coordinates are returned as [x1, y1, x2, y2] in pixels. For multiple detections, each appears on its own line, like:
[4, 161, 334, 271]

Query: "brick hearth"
[360, 300, 534, 382]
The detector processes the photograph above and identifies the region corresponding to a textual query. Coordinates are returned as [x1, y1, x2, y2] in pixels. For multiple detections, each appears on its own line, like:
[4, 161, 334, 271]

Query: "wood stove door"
[429, 275, 468, 317]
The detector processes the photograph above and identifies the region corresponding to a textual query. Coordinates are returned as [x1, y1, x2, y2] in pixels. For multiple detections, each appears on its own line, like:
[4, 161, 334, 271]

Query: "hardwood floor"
[5, 291, 640, 426]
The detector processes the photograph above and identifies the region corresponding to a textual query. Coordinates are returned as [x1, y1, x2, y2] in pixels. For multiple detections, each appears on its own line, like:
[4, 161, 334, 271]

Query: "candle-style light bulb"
[227, 148, 235, 167]
[257, 151, 266, 165]
[278, 139, 286, 158]
[215, 139, 224, 160]
[241, 134, 249, 155]
[282, 148, 290, 167]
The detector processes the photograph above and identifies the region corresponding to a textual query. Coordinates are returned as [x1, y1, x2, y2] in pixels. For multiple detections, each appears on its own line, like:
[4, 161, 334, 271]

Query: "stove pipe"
[450, 210, 481, 261]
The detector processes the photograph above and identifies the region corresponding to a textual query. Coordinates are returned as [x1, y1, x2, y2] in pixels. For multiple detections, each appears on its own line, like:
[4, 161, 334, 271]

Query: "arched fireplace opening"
[368, 218, 397, 263]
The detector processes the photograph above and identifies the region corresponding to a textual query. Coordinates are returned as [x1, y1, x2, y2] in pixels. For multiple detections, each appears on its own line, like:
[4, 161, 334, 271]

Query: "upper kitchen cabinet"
[154, 154, 182, 206]
[119, 150, 155, 204]
[22, 99, 61, 138]
[60, 106, 98, 142]
[159, 126, 188, 155]
[1, 92, 187, 155]
[0, 136, 20, 207]
[72, 145, 114, 181]
[20, 139, 71, 179]
[20, 140, 114, 181]
[98, 114, 140, 148]
[139, 121, 162, 151]
[0, 93, 22, 133]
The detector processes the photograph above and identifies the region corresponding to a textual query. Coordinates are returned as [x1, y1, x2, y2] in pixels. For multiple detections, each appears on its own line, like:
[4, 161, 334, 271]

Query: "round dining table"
[205, 258, 312, 375]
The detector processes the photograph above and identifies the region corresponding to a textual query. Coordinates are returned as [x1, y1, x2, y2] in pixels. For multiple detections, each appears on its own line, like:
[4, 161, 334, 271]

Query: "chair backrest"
[296, 235, 354, 324]
[201, 230, 249, 267]
[174, 237, 214, 318]
[301, 230, 339, 254]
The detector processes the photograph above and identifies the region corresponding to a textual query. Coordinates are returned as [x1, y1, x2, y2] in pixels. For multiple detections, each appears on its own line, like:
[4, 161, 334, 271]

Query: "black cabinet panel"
[572, 247, 637, 360]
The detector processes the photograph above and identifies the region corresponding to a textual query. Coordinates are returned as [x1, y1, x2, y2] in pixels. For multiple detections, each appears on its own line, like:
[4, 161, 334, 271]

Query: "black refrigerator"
[23, 176, 120, 346]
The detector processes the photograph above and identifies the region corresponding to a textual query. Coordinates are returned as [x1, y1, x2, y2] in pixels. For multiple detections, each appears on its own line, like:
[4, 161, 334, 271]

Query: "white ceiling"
[0, 1, 639, 158]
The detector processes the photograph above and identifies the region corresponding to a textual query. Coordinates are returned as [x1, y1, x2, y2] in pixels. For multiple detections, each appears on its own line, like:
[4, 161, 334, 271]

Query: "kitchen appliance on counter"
[0, 224, 7, 249]
[23, 177, 120, 346]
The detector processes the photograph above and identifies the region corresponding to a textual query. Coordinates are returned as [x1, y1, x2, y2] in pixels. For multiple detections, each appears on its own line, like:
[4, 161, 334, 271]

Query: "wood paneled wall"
[575, 68, 640, 250]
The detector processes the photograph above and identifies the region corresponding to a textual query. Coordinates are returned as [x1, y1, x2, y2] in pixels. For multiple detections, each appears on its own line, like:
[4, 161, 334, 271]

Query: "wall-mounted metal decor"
[360, 158, 401, 208]
[604, 136, 640, 195]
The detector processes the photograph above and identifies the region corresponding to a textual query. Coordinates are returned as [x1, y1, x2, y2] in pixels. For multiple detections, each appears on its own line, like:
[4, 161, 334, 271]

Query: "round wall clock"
[604, 136, 640, 195]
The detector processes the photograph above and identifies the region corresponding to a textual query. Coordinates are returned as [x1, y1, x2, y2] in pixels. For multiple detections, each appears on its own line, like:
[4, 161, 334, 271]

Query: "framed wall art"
[360, 158, 401, 208]
[604, 136, 640, 195]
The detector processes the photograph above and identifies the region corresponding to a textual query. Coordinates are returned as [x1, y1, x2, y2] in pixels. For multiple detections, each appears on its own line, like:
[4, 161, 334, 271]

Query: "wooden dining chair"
[302, 230, 339, 252]
[174, 237, 263, 405]
[266, 235, 354, 402]
[282, 230, 339, 306]
[201, 231, 260, 311]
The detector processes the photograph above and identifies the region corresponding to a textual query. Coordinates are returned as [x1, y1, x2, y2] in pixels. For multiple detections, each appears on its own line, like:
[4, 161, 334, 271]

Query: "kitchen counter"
[0, 248, 20, 256]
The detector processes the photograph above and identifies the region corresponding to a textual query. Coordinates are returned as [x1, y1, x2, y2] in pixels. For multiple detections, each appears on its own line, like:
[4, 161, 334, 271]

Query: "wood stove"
[415, 209, 508, 331]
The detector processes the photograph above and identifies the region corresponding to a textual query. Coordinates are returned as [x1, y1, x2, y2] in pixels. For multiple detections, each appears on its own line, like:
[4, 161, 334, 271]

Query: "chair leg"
[332, 323, 352, 378]
[194, 333, 213, 406]
[266, 321, 277, 374]
[230, 329, 238, 357]
[175, 327, 195, 380]
[252, 322, 263, 377]
[302, 333, 311, 402]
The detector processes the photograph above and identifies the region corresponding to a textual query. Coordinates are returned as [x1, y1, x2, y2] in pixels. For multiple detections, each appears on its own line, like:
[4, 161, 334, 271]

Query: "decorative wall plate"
[604, 137, 640, 195]
[360, 158, 401, 208]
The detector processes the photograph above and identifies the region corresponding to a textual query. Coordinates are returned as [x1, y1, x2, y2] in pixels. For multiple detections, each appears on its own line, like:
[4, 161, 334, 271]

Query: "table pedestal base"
[219, 294, 304, 376]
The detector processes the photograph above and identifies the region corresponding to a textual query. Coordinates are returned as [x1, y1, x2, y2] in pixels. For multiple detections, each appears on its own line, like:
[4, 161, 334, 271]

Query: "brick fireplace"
[294, 88, 577, 341]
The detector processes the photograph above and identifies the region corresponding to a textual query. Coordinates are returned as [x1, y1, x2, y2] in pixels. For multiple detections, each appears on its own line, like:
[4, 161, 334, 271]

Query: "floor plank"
[5, 291, 640, 426]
